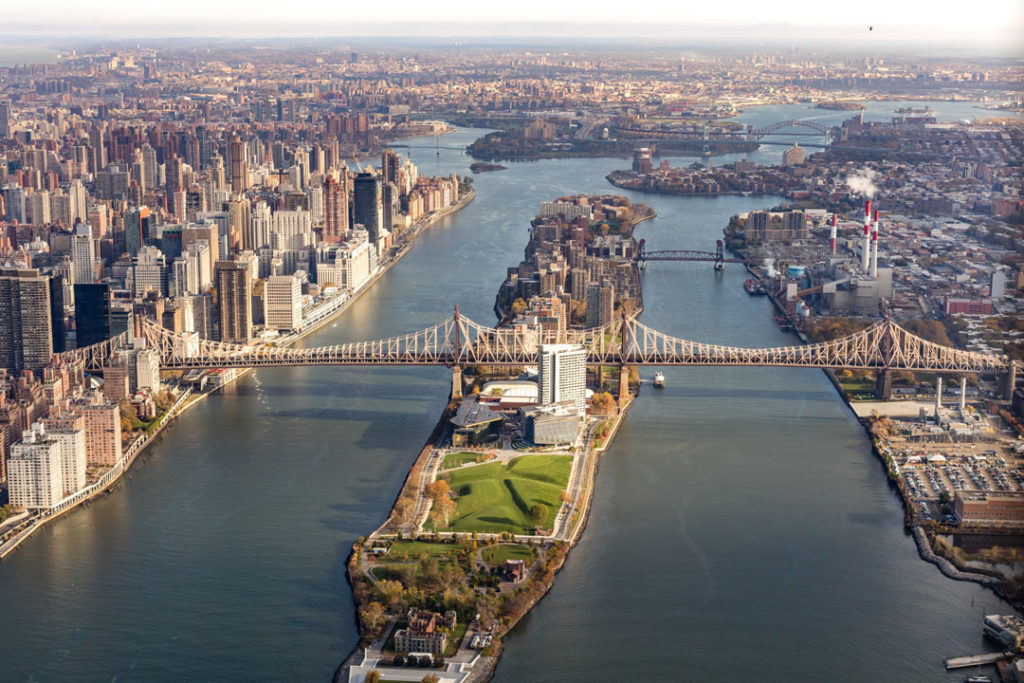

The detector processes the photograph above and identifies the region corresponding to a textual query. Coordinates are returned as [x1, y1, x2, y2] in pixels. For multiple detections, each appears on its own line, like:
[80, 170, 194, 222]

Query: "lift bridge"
[636, 239, 756, 270]
[59, 307, 1016, 401]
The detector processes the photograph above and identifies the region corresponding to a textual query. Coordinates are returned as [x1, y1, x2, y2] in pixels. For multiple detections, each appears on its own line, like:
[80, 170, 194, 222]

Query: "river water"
[0, 109, 1012, 682]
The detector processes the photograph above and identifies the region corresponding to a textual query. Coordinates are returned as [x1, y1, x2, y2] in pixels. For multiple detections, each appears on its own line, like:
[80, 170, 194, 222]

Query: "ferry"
[653, 372, 665, 388]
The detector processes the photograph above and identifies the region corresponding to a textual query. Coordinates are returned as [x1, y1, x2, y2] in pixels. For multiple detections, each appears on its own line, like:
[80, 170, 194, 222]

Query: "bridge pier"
[1002, 364, 1017, 401]
[874, 369, 892, 400]
[451, 366, 463, 400]
[618, 365, 630, 407]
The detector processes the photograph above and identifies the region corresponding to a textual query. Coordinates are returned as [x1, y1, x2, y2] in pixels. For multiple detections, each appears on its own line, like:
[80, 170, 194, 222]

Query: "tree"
[510, 297, 528, 315]
[422, 675, 440, 683]
[529, 503, 549, 526]
[365, 671, 381, 683]
[359, 601, 387, 637]
[425, 480, 450, 502]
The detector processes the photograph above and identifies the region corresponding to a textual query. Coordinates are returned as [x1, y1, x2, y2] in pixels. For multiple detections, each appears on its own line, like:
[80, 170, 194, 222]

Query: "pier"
[945, 652, 1011, 669]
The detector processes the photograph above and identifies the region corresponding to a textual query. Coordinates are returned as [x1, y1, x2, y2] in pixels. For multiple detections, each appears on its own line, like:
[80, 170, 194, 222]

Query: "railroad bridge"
[60, 307, 1016, 401]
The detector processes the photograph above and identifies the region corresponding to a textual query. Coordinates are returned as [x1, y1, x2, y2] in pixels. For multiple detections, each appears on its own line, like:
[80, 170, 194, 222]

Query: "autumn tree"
[359, 601, 387, 637]
[365, 671, 381, 683]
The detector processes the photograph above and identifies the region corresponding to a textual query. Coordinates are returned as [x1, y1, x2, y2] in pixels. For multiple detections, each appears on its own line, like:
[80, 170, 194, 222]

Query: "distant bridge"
[636, 239, 754, 268]
[749, 119, 831, 140]
[388, 144, 466, 151]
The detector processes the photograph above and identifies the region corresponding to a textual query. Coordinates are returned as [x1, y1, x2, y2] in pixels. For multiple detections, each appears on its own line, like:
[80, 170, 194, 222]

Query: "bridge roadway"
[60, 311, 1015, 397]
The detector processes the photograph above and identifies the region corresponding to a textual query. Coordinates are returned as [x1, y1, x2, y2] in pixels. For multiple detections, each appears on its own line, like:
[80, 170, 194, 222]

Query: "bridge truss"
[750, 119, 831, 139]
[60, 309, 1011, 379]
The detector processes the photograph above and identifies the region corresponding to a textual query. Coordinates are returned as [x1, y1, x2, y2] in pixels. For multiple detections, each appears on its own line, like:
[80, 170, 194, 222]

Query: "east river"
[0, 103, 1017, 682]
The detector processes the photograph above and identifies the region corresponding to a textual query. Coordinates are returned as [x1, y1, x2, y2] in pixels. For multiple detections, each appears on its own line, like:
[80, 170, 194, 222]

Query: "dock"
[945, 652, 1010, 669]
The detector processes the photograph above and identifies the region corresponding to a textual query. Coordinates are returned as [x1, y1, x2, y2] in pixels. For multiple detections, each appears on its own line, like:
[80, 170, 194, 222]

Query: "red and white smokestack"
[862, 199, 872, 272]
[870, 209, 879, 278]
[829, 214, 837, 254]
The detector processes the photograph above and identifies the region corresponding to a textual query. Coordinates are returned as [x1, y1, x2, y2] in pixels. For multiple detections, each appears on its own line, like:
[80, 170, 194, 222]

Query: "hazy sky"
[4, 0, 1023, 48]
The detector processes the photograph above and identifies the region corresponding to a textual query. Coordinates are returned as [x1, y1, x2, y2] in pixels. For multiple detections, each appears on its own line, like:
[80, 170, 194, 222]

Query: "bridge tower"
[618, 309, 630, 407]
[874, 318, 894, 400]
[1002, 363, 1018, 402]
[451, 305, 463, 400]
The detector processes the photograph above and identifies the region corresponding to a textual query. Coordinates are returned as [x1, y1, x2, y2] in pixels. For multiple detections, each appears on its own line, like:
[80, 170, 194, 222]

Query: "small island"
[469, 162, 507, 173]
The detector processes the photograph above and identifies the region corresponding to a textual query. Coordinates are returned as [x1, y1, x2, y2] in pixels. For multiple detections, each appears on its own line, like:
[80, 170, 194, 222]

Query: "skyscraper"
[124, 206, 150, 256]
[3, 183, 26, 223]
[0, 268, 54, 373]
[74, 283, 112, 347]
[382, 148, 400, 184]
[214, 260, 253, 344]
[165, 156, 183, 218]
[229, 136, 247, 193]
[0, 99, 11, 139]
[353, 172, 382, 244]
[537, 344, 587, 414]
[71, 223, 96, 284]
[322, 173, 349, 244]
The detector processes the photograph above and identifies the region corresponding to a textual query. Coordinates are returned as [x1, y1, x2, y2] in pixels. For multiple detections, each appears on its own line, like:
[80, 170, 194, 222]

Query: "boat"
[653, 372, 665, 388]
[744, 278, 766, 296]
[964, 676, 993, 683]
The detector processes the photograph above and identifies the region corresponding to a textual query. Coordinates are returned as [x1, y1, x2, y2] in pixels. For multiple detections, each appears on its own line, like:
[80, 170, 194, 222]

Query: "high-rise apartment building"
[7, 423, 64, 509]
[264, 274, 303, 332]
[132, 245, 168, 297]
[322, 173, 349, 244]
[74, 395, 122, 468]
[214, 260, 253, 344]
[585, 280, 615, 328]
[48, 425, 87, 497]
[0, 268, 54, 373]
[537, 344, 587, 414]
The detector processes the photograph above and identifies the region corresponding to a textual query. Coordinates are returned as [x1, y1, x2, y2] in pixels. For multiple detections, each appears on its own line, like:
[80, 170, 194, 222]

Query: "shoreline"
[0, 188, 475, 563]
[739, 257, 1018, 610]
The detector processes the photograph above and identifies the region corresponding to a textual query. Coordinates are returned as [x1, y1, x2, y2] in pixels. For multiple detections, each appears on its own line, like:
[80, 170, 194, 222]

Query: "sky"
[2, 0, 1023, 50]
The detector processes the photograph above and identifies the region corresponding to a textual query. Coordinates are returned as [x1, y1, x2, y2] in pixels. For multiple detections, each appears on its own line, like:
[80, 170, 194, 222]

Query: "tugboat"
[653, 372, 665, 388]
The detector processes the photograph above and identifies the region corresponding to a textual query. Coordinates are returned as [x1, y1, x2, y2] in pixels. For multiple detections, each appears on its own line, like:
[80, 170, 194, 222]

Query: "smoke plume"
[845, 169, 878, 198]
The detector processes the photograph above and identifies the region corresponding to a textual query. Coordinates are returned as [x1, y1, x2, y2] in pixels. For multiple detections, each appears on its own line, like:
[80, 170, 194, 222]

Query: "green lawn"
[444, 455, 572, 534]
[443, 621, 469, 657]
[442, 451, 489, 469]
[481, 543, 535, 566]
[383, 541, 461, 562]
